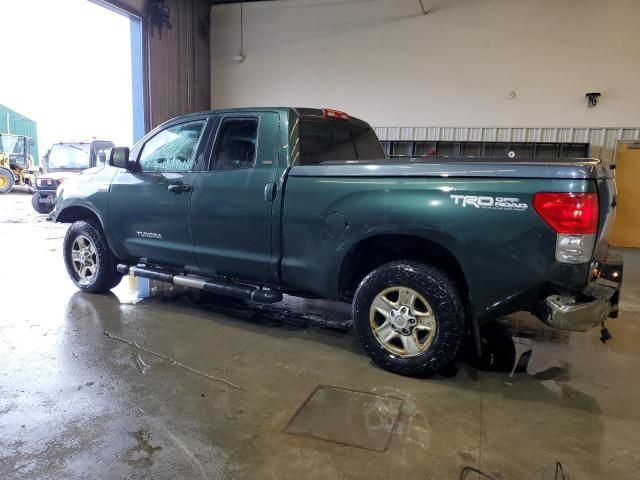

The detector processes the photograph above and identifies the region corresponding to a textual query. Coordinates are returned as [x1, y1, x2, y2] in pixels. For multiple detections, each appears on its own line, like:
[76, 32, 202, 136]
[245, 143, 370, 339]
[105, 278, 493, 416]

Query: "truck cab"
[32, 140, 114, 213]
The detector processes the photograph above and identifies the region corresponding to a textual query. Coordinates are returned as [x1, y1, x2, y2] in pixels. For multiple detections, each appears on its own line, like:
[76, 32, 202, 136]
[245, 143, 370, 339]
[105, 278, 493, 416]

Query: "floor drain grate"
[285, 385, 403, 452]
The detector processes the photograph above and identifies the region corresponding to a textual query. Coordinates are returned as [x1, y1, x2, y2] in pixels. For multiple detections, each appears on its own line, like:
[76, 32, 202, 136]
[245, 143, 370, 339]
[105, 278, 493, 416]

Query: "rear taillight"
[533, 192, 599, 264]
[533, 192, 598, 234]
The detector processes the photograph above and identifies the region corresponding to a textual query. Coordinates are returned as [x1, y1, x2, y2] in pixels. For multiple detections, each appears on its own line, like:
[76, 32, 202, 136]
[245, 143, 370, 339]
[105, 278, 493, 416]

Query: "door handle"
[168, 183, 192, 194]
[264, 182, 277, 202]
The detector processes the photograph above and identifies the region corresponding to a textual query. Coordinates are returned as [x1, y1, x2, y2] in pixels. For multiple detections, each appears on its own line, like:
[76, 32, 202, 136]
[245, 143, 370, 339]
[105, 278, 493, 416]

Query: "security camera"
[585, 92, 601, 108]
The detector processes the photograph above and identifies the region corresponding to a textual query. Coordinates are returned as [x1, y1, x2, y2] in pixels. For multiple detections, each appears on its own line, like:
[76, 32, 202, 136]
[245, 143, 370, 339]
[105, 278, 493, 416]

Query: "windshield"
[48, 144, 91, 170]
[0, 135, 24, 156]
[0, 135, 28, 166]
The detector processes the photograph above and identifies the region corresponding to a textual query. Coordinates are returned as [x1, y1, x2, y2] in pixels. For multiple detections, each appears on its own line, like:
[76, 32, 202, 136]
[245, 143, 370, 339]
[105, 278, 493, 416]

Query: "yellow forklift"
[0, 133, 38, 193]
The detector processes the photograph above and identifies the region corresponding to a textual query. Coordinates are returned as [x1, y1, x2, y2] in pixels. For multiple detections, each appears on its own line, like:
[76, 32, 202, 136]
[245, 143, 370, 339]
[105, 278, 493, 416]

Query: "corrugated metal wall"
[0, 104, 39, 165]
[146, 0, 211, 130]
[374, 126, 640, 163]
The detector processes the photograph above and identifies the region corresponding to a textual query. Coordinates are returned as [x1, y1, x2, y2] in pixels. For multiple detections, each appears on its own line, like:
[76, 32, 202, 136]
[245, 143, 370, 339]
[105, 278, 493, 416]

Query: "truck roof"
[159, 107, 370, 126]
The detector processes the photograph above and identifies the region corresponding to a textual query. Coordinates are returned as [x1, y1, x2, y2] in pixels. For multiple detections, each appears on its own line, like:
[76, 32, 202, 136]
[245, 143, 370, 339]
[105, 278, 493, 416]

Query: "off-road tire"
[104, 271, 124, 290]
[63, 221, 122, 293]
[0, 168, 14, 193]
[352, 261, 466, 377]
[31, 192, 54, 214]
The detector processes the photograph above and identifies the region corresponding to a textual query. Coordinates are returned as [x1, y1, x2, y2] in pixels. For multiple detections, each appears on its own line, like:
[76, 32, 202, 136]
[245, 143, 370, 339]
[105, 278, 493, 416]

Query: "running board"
[117, 264, 283, 304]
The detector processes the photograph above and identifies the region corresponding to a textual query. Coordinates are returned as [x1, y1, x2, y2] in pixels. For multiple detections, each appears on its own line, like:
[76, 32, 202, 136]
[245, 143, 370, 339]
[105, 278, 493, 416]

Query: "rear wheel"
[352, 261, 466, 377]
[0, 169, 14, 193]
[32, 192, 54, 214]
[63, 221, 122, 293]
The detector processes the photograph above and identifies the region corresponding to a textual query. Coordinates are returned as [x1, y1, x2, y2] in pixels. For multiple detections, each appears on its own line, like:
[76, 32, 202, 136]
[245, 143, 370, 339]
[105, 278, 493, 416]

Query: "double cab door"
[108, 112, 281, 283]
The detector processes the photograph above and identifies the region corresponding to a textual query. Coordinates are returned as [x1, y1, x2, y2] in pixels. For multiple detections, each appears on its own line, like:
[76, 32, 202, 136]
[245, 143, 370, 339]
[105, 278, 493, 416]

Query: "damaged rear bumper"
[536, 253, 623, 332]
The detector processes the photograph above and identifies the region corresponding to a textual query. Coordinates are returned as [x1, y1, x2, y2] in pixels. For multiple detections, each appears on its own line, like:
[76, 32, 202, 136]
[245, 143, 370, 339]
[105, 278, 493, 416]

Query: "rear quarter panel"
[282, 175, 595, 319]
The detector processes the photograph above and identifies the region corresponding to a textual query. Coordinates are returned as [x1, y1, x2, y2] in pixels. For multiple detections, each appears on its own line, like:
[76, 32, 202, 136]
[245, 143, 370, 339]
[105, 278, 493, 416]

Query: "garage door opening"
[0, 0, 144, 164]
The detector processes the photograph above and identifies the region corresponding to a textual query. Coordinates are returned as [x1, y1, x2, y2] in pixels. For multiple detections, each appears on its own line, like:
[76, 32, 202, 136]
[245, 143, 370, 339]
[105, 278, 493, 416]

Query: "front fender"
[53, 196, 106, 228]
[51, 166, 118, 245]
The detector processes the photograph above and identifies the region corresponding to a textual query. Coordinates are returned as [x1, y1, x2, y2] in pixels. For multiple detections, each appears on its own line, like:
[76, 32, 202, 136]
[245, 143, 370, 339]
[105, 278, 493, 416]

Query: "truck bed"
[283, 156, 616, 319]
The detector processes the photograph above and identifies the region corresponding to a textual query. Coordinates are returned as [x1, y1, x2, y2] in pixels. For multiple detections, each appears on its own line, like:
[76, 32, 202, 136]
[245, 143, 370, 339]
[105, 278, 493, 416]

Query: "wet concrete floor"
[1, 191, 640, 479]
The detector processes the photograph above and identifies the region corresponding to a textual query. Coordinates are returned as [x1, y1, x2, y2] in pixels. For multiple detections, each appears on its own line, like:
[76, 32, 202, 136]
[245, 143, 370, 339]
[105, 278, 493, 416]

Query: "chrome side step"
[117, 264, 283, 304]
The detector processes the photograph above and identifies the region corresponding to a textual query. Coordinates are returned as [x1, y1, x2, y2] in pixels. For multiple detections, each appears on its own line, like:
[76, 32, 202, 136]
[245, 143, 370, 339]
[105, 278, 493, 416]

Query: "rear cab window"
[293, 110, 384, 166]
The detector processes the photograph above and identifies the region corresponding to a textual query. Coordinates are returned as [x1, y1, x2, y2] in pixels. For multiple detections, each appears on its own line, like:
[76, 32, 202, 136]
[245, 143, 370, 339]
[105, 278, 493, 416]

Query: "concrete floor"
[1, 191, 640, 479]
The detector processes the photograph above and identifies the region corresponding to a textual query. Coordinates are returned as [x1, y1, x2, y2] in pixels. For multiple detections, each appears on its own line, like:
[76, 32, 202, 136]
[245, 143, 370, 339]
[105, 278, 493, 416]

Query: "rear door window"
[212, 118, 259, 170]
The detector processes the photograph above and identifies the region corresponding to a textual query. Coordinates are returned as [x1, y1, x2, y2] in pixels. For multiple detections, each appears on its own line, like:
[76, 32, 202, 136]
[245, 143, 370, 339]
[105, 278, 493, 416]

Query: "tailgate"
[593, 167, 617, 262]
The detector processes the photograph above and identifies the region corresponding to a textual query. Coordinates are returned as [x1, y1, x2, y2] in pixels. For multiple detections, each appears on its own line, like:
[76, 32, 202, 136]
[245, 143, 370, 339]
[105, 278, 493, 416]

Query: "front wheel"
[352, 261, 466, 377]
[0, 168, 14, 193]
[32, 192, 55, 214]
[63, 221, 122, 293]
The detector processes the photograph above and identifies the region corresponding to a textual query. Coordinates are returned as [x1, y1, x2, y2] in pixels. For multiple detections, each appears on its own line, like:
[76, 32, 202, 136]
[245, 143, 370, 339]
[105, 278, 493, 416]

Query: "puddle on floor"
[118, 430, 162, 469]
[286, 385, 403, 452]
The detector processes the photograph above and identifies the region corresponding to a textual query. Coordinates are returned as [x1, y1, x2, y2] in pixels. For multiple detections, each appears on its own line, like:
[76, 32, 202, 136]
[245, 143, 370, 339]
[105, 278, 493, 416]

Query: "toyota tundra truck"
[50, 107, 623, 377]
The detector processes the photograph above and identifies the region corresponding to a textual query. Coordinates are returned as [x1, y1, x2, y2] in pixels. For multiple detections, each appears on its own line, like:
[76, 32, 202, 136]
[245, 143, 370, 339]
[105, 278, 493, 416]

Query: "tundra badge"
[136, 231, 163, 239]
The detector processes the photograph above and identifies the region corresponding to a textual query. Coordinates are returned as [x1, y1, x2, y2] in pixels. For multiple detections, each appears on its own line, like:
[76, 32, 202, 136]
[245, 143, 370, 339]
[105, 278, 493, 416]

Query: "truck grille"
[37, 179, 58, 190]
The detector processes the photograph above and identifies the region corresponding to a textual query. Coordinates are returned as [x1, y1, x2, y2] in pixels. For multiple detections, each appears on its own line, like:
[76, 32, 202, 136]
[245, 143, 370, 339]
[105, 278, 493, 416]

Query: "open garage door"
[3, 0, 141, 162]
[94, 0, 211, 133]
[87, 1, 145, 142]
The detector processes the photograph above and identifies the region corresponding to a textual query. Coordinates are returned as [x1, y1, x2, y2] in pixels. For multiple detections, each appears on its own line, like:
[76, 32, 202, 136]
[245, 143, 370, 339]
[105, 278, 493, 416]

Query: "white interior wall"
[211, 0, 640, 130]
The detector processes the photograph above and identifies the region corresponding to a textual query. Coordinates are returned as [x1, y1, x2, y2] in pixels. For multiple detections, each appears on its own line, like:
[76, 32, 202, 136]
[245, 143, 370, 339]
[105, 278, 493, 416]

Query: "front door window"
[139, 121, 206, 172]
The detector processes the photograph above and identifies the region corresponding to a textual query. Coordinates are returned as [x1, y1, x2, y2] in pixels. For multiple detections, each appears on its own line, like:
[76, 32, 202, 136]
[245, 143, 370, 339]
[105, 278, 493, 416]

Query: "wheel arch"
[337, 233, 482, 354]
[338, 233, 482, 355]
[339, 234, 469, 300]
[56, 205, 104, 231]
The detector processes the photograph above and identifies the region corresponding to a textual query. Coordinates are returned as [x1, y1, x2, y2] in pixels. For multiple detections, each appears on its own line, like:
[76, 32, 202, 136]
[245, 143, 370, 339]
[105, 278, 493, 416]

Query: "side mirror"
[109, 147, 132, 170]
[43, 150, 50, 173]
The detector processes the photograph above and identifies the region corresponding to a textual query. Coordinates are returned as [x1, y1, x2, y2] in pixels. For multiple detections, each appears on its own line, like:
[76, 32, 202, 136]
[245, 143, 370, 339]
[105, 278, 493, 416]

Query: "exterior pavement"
[1, 191, 639, 479]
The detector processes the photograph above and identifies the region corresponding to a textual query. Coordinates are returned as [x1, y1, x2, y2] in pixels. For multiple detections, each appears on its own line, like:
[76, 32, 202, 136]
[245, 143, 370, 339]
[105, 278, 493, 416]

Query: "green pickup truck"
[51, 107, 623, 377]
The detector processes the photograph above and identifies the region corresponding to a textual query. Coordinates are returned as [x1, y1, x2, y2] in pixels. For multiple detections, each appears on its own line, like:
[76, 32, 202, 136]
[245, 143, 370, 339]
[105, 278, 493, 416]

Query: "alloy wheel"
[70, 235, 98, 286]
[369, 286, 437, 357]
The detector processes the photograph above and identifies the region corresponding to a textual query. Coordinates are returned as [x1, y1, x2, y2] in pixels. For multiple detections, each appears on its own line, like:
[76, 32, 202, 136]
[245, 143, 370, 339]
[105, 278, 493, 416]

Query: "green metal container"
[0, 104, 39, 166]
